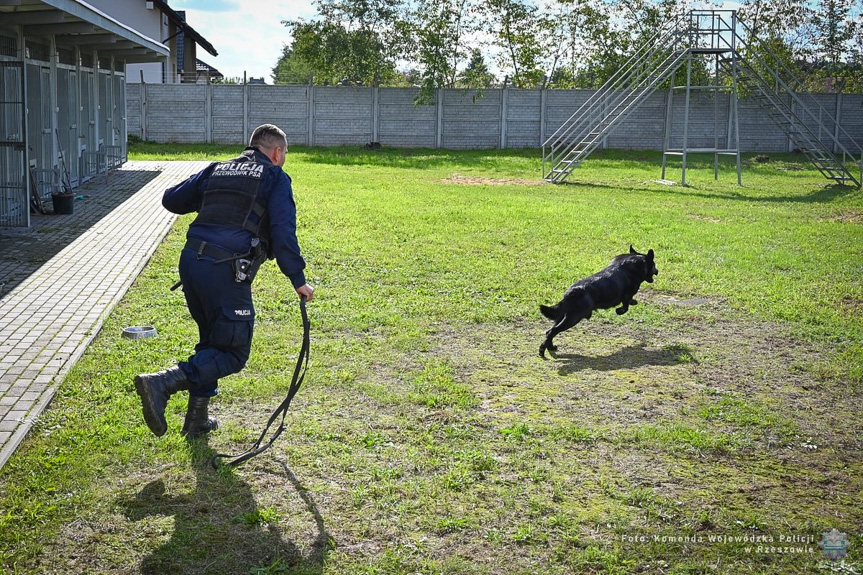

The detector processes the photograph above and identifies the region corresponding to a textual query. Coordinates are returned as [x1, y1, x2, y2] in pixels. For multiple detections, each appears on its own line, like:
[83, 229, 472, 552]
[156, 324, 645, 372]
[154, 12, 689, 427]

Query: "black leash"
[212, 295, 310, 469]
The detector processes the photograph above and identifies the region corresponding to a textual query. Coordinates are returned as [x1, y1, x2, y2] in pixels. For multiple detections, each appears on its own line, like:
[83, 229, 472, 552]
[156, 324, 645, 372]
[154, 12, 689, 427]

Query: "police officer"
[135, 124, 314, 439]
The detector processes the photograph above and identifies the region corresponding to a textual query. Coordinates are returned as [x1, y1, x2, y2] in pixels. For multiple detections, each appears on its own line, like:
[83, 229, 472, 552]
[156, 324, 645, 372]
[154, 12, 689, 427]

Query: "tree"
[738, 0, 862, 92]
[738, 0, 809, 69]
[411, 0, 473, 103]
[457, 48, 496, 89]
[283, 0, 411, 86]
[568, 1, 628, 88]
[534, 0, 580, 89]
[807, 0, 856, 73]
[271, 45, 315, 84]
[276, 0, 863, 93]
[483, 0, 544, 88]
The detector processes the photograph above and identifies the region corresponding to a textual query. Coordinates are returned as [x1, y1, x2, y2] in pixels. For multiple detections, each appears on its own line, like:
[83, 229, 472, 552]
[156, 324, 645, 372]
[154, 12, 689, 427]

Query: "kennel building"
[0, 0, 216, 227]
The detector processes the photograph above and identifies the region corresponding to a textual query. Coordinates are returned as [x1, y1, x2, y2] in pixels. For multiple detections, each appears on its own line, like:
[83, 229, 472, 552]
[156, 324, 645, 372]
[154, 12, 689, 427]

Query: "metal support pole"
[662, 77, 675, 179]
[140, 71, 147, 141]
[713, 54, 719, 180]
[681, 52, 692, 185]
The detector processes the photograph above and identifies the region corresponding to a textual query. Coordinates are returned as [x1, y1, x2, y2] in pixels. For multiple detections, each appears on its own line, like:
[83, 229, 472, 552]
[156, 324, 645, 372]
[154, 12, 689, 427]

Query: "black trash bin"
[52, 192, 74, 215]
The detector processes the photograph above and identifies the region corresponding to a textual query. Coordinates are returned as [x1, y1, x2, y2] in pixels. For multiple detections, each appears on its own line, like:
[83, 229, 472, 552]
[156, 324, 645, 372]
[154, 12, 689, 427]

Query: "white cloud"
[173, 0, 316, 82]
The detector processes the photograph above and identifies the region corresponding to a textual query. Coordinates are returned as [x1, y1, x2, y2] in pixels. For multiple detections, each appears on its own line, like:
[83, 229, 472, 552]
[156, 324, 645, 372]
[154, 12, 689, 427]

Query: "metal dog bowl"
[122, 326, 158, 339]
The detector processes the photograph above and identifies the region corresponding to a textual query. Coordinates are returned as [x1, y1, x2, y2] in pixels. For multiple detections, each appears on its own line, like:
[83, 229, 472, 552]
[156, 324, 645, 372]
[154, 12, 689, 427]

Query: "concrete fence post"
[500, 86, 508, 149]
[243, 82, 249, 140]
[787, 95, 794, 152]
[205, 81, 212, 144]
[833, 92, 842, 154]
[436, 88, 443, 149]
[372, 85, 379, 143]
[539, 88, 547, 146]
[308, 84, 315, 146]
[141, 81, 147, 141]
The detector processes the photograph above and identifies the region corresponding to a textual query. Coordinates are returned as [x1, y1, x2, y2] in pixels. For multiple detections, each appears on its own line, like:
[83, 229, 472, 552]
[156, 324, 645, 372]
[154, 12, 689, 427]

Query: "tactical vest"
[192, 149, 272, 255]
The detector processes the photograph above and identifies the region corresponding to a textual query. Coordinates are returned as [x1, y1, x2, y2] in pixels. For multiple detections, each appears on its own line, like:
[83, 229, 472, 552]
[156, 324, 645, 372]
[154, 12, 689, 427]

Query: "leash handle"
[212, 295, 310, 469]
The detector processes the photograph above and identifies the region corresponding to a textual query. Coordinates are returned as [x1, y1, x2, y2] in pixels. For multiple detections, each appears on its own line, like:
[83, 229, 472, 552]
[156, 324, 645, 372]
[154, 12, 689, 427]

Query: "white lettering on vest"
[213, 162, 264, 178]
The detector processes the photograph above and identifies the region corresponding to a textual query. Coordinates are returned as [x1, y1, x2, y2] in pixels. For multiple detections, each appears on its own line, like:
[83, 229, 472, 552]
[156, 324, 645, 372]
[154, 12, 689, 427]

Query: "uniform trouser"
[177, 247, 255, 397]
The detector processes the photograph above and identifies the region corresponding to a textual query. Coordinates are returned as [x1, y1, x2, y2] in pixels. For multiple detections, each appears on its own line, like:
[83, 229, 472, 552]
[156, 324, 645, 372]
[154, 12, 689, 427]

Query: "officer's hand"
[296, 283, 315, 302]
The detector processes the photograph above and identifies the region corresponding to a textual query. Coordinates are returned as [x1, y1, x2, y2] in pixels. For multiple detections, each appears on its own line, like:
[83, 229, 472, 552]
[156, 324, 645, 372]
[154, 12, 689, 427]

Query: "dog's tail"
[539, 303, 560, 320]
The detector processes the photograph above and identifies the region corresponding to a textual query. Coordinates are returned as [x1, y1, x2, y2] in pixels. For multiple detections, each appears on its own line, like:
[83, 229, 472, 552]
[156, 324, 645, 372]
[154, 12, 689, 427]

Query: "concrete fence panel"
[126, 84, 863, 155]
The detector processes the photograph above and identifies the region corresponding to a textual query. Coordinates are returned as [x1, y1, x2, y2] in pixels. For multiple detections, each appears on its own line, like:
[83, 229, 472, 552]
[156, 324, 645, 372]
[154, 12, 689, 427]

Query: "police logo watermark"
[819, 528, 849, 561]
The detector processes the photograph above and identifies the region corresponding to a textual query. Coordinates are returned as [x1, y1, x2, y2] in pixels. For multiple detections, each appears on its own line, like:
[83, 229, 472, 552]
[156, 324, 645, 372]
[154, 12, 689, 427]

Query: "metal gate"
[0, 61, 28, 227]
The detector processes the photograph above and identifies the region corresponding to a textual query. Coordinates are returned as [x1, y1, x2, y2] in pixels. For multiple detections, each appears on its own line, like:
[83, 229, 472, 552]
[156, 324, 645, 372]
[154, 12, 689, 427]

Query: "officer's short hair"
[249, 124, 287, 151]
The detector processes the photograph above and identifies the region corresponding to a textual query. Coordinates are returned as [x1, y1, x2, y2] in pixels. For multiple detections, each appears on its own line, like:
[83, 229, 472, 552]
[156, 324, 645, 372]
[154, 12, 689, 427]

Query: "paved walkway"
[0, 161, 210, 470]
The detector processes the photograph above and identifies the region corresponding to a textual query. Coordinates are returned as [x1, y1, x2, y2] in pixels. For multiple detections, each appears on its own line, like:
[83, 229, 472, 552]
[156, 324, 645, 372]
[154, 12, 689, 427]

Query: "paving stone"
[0, 161, 210, 470]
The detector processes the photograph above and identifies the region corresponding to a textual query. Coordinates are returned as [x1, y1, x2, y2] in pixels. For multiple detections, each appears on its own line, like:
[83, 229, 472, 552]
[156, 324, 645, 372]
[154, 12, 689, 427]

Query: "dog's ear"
[647, 249, 654, 260]
[629, 245, 636, 254]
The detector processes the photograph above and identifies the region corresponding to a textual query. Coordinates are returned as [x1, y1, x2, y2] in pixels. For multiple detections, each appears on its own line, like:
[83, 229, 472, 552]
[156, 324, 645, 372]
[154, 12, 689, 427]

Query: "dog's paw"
[630, 299, 638, 305]
[616, 307, 628, 315]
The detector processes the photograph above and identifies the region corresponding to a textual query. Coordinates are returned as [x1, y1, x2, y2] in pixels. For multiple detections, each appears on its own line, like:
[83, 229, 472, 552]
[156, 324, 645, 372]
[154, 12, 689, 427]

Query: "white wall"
[86, 0, 166, 43]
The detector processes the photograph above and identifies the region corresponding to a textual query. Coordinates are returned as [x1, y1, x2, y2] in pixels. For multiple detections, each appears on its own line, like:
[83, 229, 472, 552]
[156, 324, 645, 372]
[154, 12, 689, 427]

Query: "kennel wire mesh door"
[0, 61, 29, 228]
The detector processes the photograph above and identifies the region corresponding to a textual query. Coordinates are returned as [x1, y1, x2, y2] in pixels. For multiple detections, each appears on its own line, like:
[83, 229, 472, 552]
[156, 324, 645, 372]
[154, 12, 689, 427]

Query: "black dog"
[539, 246, 658, 357]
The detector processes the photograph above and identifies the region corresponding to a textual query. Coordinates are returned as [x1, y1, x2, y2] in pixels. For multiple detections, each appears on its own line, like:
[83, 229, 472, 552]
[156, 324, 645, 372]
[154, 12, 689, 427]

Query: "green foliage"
[483, 0, 544, 87]
[271, 45, 314, 85]
[457, 48, 496, 90]
[412, 0, 472, 102]
[282, 0, 411, 86]
[273, 0, 863, 92]
[804, 0, 858, 86]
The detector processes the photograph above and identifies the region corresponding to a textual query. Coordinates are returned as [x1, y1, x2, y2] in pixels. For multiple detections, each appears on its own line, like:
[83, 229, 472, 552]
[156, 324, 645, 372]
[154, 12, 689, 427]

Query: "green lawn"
[1, 145, 861, 574]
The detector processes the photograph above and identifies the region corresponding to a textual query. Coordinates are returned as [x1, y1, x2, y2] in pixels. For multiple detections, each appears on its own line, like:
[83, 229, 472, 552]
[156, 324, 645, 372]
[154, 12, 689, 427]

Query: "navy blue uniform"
[162, 148, 306, 397]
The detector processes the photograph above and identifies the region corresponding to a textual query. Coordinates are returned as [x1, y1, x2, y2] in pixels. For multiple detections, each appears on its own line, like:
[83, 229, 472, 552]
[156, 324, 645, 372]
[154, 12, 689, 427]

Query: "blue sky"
[170, 0, 316, 81]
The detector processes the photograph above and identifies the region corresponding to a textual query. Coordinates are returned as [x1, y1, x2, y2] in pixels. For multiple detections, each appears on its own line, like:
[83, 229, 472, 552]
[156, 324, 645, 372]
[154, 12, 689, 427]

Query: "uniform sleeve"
[162, 163, 216, 214]
[267, 170, 307, 289]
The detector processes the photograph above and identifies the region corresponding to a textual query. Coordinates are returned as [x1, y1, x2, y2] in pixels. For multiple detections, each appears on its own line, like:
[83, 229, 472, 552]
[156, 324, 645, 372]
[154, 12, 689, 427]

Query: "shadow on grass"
[121, 439, 330, 574]
[0, 168, 163, 297]
[651, 181, 860, 204]
[292, 145, 541, 170]
[552, 344, 692, 375]
[560, 171, 859, 204]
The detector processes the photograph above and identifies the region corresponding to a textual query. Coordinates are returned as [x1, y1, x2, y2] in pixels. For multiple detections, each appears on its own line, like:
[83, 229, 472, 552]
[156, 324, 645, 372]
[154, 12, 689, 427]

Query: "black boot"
[181, 395, 219, 439]
[134, 366, 190, 437]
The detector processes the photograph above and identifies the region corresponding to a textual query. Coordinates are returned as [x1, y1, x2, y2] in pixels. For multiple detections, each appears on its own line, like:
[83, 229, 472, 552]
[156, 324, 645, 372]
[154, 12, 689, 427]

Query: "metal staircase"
[718, 18, 861, 187]
[542, 15, 692, 183]
[543, 10, 862, 188]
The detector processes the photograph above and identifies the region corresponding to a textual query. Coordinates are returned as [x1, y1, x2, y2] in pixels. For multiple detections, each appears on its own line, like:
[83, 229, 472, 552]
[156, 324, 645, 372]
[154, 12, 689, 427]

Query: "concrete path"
[0, 161, 210, 470]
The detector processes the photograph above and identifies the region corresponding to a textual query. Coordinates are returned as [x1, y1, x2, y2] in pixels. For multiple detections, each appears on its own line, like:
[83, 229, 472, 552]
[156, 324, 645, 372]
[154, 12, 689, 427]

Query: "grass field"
[1, 145, 861, 574]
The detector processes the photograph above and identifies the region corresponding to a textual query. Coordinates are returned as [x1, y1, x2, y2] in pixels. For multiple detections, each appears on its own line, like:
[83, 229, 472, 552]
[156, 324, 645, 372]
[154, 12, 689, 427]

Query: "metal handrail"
[731, 19, 862, 158]
[543, 39, 689, 176]
[543, 12, 686, 145]
[543, 8, 862, 186]
[720, 55, 860, 186]
[546, 50, 690, 180]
